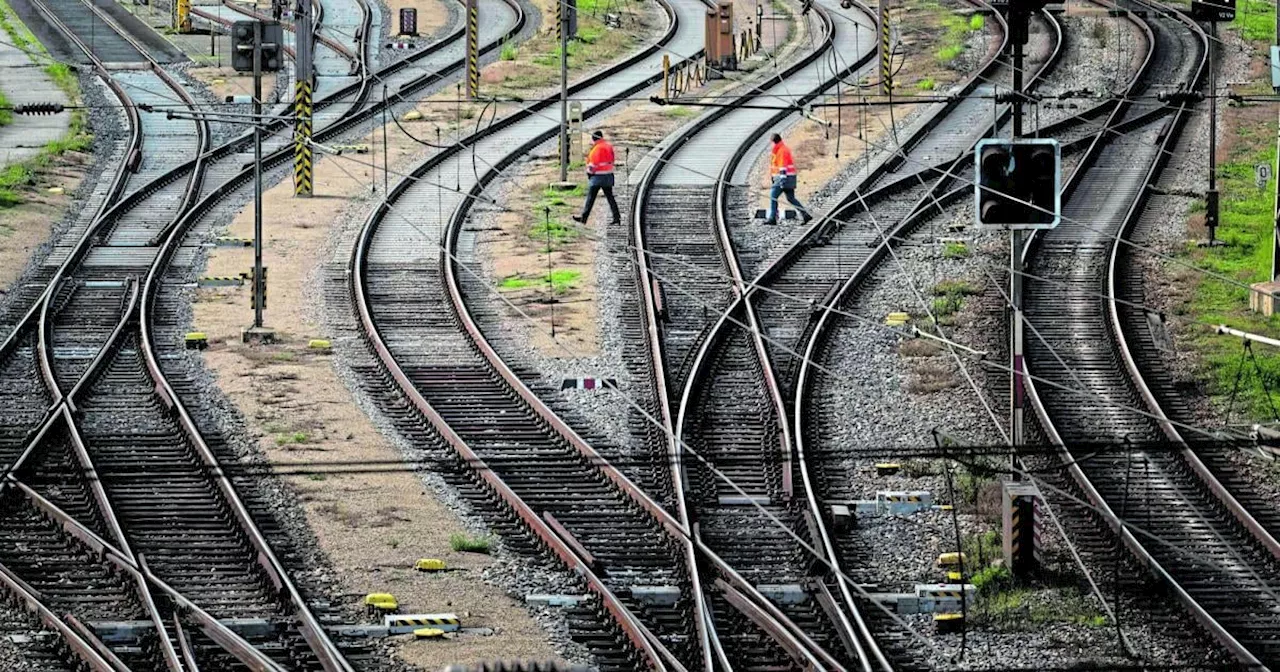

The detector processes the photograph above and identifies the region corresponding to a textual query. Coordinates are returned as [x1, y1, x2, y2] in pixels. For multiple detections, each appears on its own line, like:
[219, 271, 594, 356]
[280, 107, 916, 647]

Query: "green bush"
[943, 241, 969, 258]
[500, 41, 518, 61]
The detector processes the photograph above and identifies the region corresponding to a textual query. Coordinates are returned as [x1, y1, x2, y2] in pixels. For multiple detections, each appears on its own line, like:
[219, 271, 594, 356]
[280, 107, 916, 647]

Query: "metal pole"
[1010, 16, 1025, 470]
[253, 21, 265, 329]
[465, 0, 479, 98]
[558, 0, 570, 183]
[294, 0, 314, 197]
[1208, 19, 1218, 244]
[382, 84, 389, 196]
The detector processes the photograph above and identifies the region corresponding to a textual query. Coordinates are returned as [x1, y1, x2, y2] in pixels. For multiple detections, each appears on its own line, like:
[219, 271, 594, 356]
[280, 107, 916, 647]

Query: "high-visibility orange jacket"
[771, 141, 797, 177]
[586, 139, 615, 175]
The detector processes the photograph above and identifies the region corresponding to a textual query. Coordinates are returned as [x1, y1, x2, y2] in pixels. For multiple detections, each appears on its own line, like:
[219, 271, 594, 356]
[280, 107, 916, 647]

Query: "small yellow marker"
[945, 570, 963, 582]
[403, 110, 423, 121]
[937, 504, 954, 511]
[185, 332, 208, 350]
[365, 593, 399, 612]
[934, 612, 964, 633]
[413, 627, 445, 639]
[874, 462, 901, 476]
[47, 187, 64, 195]
[414, 558, 446, 572]
[308, 339, 332, 350]
[885, 311, 910, 326]
[936, 552, 967, 567]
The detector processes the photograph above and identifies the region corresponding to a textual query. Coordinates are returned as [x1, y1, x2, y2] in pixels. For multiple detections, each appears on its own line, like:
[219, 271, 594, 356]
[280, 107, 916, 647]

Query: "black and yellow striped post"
[466, 0, 479, 99]
[878, 0, 891, 94]
[176, 0, 191, 32]
[1002, 481, 1039, 578]
[293, 80, 313, 196]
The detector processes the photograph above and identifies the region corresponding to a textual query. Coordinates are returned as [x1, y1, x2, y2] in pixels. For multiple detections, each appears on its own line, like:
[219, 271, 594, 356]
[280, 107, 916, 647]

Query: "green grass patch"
[449, 532, 492, 554]
[969, 13, 984, 30]
[0, 164, 36, 208]
[662, 104, 696, 118]
[1176, 78, 1280, 421]
[916, 77, 936, 91]
[500, 269, 582, 294]
[500, 275, 534, 290]
[275, 431, 310, 445]
[500, 40, 518, 61]
[0, 91, 11, 127]
[942, 241, 969, 258]
[934, 279, 980, 296]
[934, 10, 980, 64]
[0, 0, 88, 208]
[1233, 0, 1276, 41]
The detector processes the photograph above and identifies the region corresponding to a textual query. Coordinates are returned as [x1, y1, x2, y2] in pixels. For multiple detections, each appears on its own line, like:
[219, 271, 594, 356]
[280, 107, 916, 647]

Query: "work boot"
[763, 218, 778, 226]
[801, 211, 813, 223]
[571, 214, 585, 223]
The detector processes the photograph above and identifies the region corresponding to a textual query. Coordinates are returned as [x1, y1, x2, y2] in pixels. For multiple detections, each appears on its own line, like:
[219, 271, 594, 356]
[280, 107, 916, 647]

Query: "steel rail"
[0, 0, 372, 668]
[9, 478, 292, 671]
[1017, 4, 1276, 667]
[28, 0, 212, 402]
[695, 2, 1010, 666]
[664, 0, 881, 666]
[122, 2, 528, 670]
[1103, 25, 1280, 564]
[627, 2, 898, 666]
[432, 1, 893, 666]
[351, 0, 716, 665]
[0, 561, 119, 672]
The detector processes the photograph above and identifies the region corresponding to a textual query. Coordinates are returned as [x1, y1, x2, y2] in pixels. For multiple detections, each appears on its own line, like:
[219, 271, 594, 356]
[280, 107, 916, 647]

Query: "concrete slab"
[0, 40, 70, 167]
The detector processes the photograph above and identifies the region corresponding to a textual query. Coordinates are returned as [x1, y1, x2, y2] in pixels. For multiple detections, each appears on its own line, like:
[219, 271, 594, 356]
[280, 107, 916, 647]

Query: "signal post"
[231, 20, 283, 342]
[977, 0, 1058, 580]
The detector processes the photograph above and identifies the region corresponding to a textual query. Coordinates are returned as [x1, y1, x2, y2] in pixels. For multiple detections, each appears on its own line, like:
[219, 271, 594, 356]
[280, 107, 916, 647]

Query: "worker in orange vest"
[765, 133, 812, 225]
[572, 129, 621, 225]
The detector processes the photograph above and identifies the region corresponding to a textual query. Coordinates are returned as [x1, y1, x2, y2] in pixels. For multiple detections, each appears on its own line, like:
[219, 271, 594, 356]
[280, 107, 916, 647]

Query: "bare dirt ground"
[0, 156, 84, 292]
[187, 0, 676, 664]
[192, 105, 562, 672]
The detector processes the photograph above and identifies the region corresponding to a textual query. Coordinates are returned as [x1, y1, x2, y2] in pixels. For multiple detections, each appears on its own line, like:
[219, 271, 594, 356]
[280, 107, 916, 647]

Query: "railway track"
[622, 0, 904, 667]
[0, 0, 532, 666]
[627, 2, 1078, 668]
[1016, 4, 1280, 668]
[351, 0, 715, 667]
[769, 0, 1280, 667]
[348, 0, 912, 665]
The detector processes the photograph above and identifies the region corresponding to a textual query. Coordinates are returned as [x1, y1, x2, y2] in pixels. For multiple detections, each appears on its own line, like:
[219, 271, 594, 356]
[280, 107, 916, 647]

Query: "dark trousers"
[580, 173, 621, 222]
[767, 175, 809, 221]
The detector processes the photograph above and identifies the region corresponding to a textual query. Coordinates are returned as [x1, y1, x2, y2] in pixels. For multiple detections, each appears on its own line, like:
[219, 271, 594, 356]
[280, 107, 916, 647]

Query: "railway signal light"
[974, 138, 1061, 230]
[231, 20, 283, 73]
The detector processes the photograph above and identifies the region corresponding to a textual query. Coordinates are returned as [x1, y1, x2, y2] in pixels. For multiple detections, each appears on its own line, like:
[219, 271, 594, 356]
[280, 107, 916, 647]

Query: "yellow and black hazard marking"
[883, 493, 923, 503]
[878, 0, 892, 94]
[293, 80, 314, 197]
[465, 0, 479, 99]
[197, 276, 244, 287]
[384, 613, 460, 633]
[176, 0, 192, 33]
[934, 612, 964, 633]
